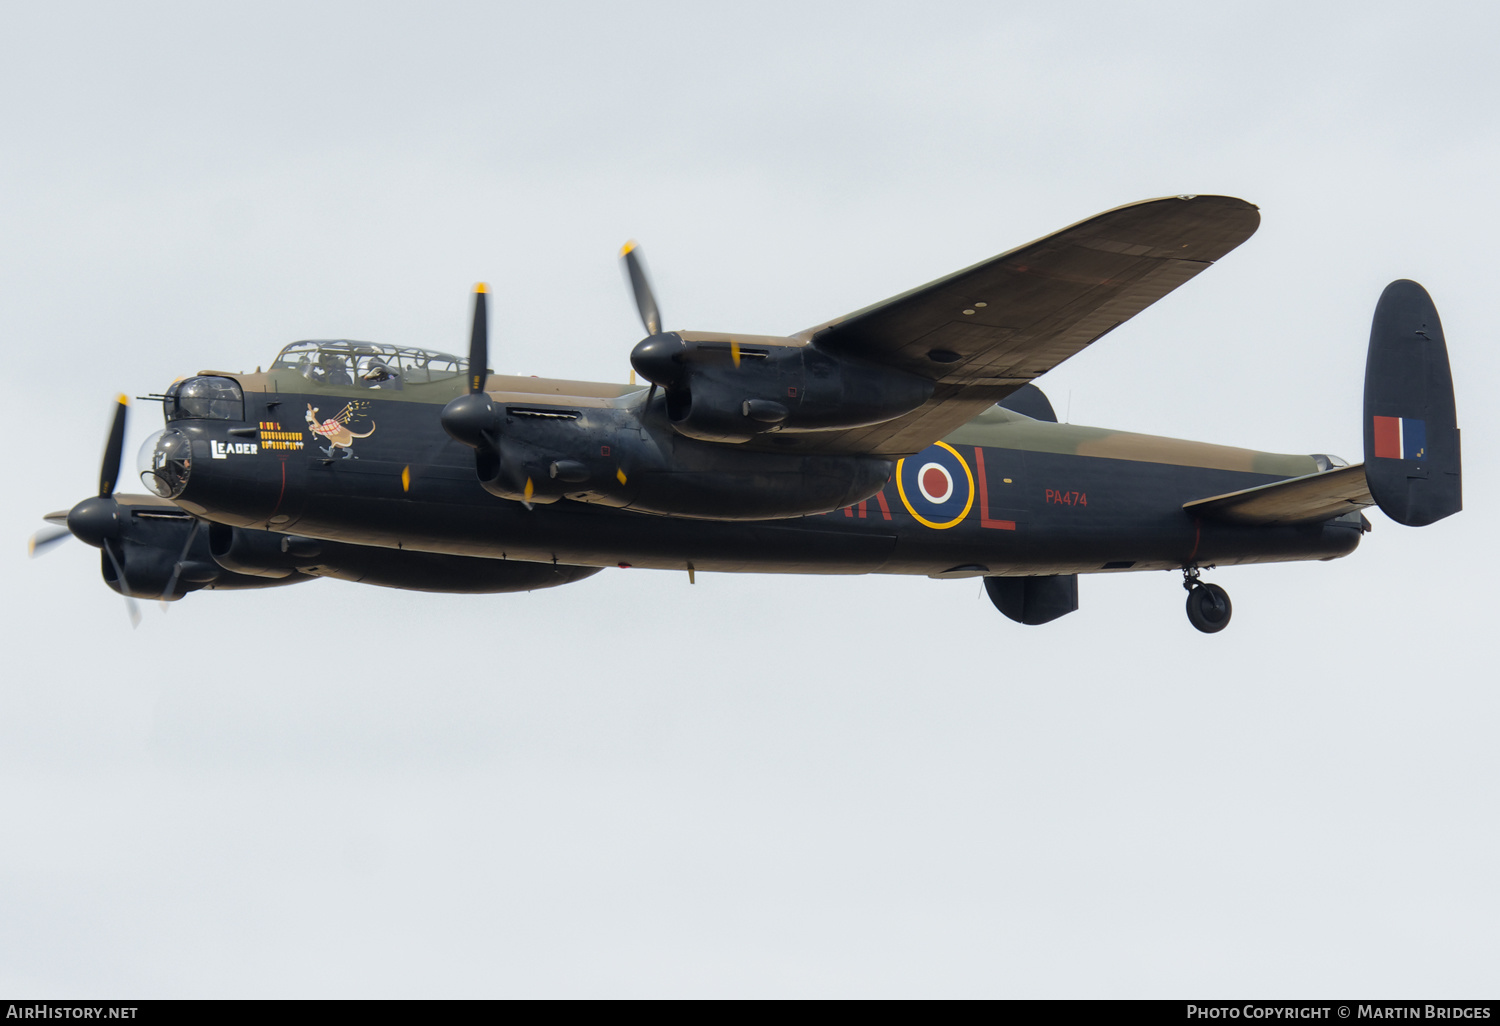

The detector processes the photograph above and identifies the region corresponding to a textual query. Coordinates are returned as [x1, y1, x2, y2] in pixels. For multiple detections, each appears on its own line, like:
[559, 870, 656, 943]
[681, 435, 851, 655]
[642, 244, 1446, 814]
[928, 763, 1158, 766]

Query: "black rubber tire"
[1185, 582, 1232, 634]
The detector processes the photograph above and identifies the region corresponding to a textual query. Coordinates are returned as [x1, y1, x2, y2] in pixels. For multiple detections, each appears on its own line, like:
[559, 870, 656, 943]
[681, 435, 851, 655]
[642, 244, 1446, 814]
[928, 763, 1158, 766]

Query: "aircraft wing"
[1183, 464, 1374, 525]
[784, 195, 1260, 455]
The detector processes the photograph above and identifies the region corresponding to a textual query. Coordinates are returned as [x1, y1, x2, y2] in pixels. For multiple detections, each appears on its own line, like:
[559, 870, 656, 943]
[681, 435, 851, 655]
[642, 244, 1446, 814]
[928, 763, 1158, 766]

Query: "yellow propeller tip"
[474, 282, 488, 294]
[619, 240, 637, 257]
[114, 393, 129, 406]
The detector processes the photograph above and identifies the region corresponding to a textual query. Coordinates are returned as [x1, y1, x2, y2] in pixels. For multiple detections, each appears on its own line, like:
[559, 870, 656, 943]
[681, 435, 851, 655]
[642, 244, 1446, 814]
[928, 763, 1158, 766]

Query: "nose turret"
[139, 428, 193, 498]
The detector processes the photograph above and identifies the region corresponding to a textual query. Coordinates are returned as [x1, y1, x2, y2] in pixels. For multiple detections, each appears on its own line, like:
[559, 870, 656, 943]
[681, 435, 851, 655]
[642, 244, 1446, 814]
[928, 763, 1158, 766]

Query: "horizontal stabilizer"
[1184, 464, 1373, 525]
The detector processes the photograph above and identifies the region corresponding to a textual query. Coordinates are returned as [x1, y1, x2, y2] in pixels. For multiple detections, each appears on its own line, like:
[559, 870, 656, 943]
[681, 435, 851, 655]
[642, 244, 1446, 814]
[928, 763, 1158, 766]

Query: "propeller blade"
[28, 526, 71, 558]
[468, 283, 489, 394]
[158, 518, 202, 607]
[99, 394, 129, 497]
[620, 241, 662, 336]
[102, 539, 141, 629]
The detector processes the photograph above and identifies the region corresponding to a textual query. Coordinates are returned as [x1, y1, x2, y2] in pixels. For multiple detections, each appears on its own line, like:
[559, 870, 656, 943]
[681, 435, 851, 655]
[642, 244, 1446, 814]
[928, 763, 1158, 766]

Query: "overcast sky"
[2, 0, 1497, 998]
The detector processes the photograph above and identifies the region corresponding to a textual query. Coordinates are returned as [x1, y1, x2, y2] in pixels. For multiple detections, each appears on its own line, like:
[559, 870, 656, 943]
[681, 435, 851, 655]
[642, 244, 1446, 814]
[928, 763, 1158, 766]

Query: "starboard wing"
[782, 195, 1260, 455]
[1184, 464, 1374, 525]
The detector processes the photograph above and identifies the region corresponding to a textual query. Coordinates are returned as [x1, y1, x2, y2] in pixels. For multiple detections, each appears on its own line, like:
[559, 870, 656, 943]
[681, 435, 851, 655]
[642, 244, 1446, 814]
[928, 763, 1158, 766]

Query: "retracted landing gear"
[1182, 566, 1232, 634]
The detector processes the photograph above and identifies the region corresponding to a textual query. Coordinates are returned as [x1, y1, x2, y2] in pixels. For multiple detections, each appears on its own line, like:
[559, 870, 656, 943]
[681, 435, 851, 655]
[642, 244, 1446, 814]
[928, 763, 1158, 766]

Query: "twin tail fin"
[1185, 279, 1460, 528]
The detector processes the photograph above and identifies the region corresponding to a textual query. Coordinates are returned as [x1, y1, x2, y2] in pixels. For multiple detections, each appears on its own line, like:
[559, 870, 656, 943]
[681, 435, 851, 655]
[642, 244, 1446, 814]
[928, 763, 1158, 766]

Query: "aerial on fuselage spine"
[31, 196, 1462, 633]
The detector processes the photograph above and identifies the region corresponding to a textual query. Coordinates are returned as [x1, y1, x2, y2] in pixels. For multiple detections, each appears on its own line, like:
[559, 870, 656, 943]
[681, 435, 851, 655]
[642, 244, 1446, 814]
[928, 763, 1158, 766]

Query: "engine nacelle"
[90, 500, 306, 600]
[208, 524, 601, 593]
[446, 397, 893, 520]
[630, 332, 934, 444]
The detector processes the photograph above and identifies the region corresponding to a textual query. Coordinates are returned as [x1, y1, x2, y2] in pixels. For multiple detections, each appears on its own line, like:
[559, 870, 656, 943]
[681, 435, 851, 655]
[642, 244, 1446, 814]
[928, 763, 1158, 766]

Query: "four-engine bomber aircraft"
[31, 195, 1461, 632]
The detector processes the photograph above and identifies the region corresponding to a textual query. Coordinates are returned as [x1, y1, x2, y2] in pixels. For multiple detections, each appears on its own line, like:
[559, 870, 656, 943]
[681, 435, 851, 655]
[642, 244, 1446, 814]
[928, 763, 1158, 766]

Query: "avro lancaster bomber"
[31, 195, 1462, 633]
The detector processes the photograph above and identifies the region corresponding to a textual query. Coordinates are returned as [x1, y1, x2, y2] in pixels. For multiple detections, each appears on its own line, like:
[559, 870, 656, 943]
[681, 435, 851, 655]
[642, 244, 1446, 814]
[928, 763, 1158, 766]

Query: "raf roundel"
[917, 462, 954, 504]
[895, 441, 975, 529]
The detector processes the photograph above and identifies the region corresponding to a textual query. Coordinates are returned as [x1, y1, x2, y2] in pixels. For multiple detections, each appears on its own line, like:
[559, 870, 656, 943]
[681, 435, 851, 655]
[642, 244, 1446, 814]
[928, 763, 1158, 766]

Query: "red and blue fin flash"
[1371, 415, 1426, 460]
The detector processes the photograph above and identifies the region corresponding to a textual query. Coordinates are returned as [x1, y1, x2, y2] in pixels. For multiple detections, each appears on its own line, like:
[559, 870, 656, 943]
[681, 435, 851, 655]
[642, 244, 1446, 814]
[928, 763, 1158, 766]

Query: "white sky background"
[1, 0, 1496, 997]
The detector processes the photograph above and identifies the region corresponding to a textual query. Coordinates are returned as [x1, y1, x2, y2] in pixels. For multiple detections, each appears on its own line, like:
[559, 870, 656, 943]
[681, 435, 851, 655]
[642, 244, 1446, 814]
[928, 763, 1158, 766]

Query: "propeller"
[99, 390, 128, 497]
[102, 540, 142, 628]
[439, 284, 539, 507]
[620, 241, 681, 404]
[31, 395, 143, 627]
[467, 281, 489, 394]
[158, 517, 203, 607]
[28, 522, 71, 558]
[441, 284, 498, 447]
[65, 395, 129, 550]
[620, 240, 661, 336]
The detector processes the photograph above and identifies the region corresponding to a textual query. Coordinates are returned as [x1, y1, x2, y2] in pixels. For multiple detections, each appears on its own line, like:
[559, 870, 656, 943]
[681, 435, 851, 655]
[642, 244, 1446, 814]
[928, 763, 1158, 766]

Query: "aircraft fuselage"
[161, 377, 1362, 580]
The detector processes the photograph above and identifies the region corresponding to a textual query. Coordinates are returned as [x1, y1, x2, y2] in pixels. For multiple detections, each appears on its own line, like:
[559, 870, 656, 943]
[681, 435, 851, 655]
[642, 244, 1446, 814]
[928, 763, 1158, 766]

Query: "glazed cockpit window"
[270, 340, 465, 388]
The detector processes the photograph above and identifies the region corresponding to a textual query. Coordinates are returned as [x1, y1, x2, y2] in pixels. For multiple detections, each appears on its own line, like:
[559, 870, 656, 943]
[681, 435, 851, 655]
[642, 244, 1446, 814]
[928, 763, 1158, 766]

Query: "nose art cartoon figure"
[305, 402, 376, 458]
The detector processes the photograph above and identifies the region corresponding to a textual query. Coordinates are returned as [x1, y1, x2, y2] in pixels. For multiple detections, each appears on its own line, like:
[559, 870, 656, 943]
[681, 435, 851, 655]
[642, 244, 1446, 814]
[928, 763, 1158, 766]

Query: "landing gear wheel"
[1185, 582, 1232, 634]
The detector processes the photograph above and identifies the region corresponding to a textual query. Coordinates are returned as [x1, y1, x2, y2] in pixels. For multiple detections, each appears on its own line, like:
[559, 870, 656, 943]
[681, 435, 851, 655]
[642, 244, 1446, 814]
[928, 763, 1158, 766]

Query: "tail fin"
[1363, 280, 1461, 526]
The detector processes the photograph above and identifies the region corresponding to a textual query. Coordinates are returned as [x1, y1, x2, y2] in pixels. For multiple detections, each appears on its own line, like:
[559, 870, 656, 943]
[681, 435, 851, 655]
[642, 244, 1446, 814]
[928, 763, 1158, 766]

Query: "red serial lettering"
[1045, 489, 1088, 507]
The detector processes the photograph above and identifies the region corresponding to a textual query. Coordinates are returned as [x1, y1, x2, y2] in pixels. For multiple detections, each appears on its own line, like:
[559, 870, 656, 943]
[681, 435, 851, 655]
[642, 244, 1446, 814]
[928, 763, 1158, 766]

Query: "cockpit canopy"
[269, 340, 466, 391]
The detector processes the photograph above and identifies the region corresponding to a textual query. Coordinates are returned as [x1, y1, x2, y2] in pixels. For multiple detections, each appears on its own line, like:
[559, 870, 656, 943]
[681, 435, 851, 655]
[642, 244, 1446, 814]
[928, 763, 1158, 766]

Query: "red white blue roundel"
[895, 441, 975, 529]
